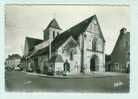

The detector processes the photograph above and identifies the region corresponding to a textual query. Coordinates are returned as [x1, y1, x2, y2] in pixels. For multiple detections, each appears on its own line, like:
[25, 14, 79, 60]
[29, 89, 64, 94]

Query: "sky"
[5, 5, 129, 58]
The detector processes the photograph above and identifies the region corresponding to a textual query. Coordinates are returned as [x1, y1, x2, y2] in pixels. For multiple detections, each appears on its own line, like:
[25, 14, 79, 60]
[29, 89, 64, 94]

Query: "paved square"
[5, 71, 129, 93]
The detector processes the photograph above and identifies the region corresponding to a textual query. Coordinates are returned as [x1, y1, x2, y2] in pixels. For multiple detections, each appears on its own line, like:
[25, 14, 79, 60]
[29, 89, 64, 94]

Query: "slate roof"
[29, 15, 101, 57]
[45, 18, 62, 30]
[111, 28, 130, 55]
[26, 37, 43, 51]
[51, 15, 95, 49]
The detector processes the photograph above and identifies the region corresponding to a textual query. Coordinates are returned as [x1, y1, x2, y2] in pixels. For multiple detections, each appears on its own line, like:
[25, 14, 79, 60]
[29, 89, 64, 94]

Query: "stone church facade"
[24, 15, 105, 75]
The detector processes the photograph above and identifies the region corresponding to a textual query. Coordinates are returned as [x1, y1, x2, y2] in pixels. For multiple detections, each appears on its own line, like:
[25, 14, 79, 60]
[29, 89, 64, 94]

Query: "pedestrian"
[64, 59, 70, 73]
[75, 62, 79, 73]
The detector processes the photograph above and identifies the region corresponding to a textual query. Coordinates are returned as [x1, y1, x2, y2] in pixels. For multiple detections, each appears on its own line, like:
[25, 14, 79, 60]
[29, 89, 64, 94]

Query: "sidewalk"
[24, 71, 128, 79]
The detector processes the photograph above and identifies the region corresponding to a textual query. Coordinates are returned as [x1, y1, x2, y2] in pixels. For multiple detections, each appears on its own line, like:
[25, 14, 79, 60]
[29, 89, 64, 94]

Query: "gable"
[44, 18, 62, 31]
[49, 19, 62, 30]
[62, 36, 78, 49]
[86, 19, 99, 33]
[59, 36, 78, 55]
[86, 16, 105, 42]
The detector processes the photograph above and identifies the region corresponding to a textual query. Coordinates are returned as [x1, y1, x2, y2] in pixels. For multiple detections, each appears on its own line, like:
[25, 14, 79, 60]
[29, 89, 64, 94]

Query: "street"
[5, 71, 129, 93]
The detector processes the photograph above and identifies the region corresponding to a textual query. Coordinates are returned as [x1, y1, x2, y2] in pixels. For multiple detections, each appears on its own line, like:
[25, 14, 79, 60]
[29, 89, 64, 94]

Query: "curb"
[24, 72, 115, 79]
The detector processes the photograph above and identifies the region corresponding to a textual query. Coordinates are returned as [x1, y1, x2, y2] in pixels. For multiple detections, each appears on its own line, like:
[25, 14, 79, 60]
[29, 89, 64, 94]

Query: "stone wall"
[83, 30, 105, 72]
[57, 40, 81, 74]
[38, 55, 49, 74]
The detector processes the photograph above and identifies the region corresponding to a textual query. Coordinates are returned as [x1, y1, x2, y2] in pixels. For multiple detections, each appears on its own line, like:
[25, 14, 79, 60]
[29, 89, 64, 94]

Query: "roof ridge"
[61, 15, 95, 34]
[29, 15, 97, 57]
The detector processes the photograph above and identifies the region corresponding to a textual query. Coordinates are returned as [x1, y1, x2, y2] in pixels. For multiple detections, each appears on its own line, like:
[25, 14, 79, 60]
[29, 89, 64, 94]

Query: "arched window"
[53, 31, 55, 39]
[70, 51, 73, 60]
[92, 38, 97, 51]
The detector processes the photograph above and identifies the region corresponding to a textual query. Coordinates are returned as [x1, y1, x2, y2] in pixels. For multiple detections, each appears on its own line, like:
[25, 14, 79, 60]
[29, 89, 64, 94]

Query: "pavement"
[25, 71, 128, 79]
[5, 71, 129, 93]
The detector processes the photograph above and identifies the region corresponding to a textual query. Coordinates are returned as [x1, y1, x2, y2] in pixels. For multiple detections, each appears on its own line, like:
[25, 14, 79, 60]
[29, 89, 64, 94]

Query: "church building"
[24, 15, 105, 75]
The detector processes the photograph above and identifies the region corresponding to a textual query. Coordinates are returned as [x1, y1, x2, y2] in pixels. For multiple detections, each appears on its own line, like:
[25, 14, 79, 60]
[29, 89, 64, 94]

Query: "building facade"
[5, 54, 21, 70]
[24, 15, 105, 75]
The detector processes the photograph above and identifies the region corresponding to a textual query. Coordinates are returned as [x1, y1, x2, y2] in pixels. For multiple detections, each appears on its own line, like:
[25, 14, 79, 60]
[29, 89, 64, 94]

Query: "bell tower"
[43, 18, 62, 59]
[43, 18, 62, 43]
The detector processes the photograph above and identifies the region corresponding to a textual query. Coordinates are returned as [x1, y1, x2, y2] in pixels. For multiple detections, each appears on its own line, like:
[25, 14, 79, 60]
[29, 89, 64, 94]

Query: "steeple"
[43, 18, 62, 41]
[47, 18, 62, 30]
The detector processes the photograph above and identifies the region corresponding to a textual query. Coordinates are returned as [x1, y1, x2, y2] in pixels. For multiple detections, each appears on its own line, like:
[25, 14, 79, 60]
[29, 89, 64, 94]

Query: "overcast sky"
[5, 5, 129, 58]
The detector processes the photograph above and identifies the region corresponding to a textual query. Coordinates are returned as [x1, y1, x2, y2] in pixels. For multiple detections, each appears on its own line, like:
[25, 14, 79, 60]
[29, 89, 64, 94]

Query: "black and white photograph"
[5, 5, 130, 93]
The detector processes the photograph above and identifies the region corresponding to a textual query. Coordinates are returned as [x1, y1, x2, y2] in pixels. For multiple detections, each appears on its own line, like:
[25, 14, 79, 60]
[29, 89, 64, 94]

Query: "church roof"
[26, 37, 43, 51]
[111, 28, 130, 55]
[52, 15, 95, 47]
[45, 18, 62, 30]
[29, 15, 99, 57]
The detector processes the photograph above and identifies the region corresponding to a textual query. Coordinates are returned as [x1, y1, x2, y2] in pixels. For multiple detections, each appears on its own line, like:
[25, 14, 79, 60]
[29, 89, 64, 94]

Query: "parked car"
[14, 66, 21, 71]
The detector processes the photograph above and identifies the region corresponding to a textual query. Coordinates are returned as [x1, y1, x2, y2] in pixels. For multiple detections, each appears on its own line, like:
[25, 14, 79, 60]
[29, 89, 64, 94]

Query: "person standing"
[75, 62, 79, 73]
[64, 59, 70, 73]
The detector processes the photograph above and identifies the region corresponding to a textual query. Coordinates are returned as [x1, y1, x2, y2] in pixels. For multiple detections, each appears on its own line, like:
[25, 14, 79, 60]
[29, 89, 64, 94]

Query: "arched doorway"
[90, 55, 98, 71]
